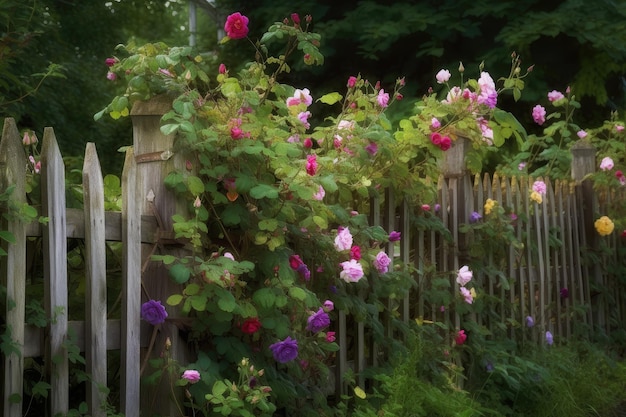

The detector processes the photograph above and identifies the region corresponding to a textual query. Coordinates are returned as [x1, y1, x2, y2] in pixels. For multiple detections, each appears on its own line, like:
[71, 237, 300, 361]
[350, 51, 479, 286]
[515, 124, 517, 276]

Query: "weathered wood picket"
[1, 113, 625, 415]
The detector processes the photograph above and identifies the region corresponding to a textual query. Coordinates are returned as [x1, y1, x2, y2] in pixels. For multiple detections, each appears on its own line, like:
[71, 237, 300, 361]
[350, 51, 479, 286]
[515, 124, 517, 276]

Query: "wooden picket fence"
[1, 110, 625, 416]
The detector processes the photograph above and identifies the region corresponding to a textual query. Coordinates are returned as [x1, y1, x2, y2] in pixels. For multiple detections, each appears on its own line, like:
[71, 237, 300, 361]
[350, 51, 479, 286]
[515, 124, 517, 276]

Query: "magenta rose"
[224, 12, 249, 39]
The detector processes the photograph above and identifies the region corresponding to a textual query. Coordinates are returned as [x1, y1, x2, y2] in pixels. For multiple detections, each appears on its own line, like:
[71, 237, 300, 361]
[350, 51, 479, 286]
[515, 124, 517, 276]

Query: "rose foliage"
[97, 11, 533, 416]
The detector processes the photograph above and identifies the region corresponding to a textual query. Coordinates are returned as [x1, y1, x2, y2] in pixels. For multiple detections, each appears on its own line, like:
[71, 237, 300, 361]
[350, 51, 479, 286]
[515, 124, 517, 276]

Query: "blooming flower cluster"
[530, 180, 547, 204]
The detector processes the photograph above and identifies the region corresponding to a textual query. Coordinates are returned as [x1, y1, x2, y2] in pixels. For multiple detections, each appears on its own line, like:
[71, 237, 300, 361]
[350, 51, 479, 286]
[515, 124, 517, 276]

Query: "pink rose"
[286, 88, 313, 107]
[325, 331, 336, 343]
[305, 154, 317, 175]
[532, 180, 547, 195]
[181, 370, 201, 384]
[547, 90, 564, 102]
[298, 111, 311, 129]
[377, 89, 389, 108]
[439, 136, 452, 151]
[435, 69, 451, 84]
[460, 287, 473, 304]
[347, 76, 357, 88]
[456, 265, 473, 286]
[339, 259, 364, 283]
[224, 12, 249, 39]
[312, 185, 325, 201]
[600, 157, 614, 171]
[532, 105, 546, 125]
[373, 251, 391, 274]
[334, 227, 353, 251]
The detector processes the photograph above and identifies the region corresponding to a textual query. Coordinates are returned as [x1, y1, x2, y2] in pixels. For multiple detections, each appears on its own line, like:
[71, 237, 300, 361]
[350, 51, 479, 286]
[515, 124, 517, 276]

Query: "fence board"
[121, 148, 142, 417]
[83, 143, 108, 417]
[41, 127, 69, 415]
[0, 118, 27, 417]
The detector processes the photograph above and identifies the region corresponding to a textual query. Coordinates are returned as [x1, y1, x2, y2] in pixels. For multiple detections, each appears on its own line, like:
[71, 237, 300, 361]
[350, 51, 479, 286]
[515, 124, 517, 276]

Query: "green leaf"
[288, 286, 307, 301]
[212, 380, 228, 397]
[250, 184, 279, 199]
[187, 175, 205, 195]
[312, 215, 328, 229]
[166, 294, 183, 306]
[183, 283, 200, 296]
[160, 124, 179, 136]
[190, 295, 207, 311]
[216, 288, 237, 312]
[0, 231, 16, 244]
[318, 92, 343, 105]
[221, 78, 242, 97]
[258, 218, 278, 231]
[169, 264, 191, 284]
[253, 288, 276, 309]
[32, 381, 51, 398]
[152, 254, 177, 265]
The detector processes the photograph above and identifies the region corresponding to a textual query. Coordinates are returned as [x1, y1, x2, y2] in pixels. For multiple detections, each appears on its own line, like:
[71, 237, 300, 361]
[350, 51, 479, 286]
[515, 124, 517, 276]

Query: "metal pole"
[189, 0, 197, 47]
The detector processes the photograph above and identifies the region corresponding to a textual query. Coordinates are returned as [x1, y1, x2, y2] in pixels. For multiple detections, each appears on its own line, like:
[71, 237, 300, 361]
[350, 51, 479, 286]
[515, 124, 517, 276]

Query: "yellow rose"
[530, 191, 543, 204]
[594, 216, 614, 236]
[484, 198, 496, 215]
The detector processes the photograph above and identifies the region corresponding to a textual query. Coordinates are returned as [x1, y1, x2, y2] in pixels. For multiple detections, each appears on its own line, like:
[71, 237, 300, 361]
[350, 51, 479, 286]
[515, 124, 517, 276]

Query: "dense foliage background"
[1, 0, 625, 172]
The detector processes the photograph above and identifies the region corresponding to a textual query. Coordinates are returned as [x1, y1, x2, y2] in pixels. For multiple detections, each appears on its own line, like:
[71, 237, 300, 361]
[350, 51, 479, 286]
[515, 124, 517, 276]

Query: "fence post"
[442, 136, 471, 265]
[570, 140, 602, 328]
[0, 118, 27, 417]
[130, 95, 192, 415]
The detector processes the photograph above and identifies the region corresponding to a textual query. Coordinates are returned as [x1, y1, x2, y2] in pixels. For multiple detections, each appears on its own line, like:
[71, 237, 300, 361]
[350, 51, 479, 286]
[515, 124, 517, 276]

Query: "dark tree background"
[2, 0, 625, 174]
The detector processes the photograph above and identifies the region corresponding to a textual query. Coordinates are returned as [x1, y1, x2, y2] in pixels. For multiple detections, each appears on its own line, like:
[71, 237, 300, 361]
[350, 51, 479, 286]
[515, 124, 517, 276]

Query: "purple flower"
[469, 211, 482, 223]
[373, 251, 391, 274]
[365, 142, 378, 155]
[388, 231, 401, 242]
[560, 288, 569, 299]
[545, 331, 553, 346]
[306, 308, 331, 333]
[269, 336, 299, 363]
[323, 300, 334, 312]
[296, 264, 311, 281]
[141, 300, 168, 325]
[526, 316, 534, 328]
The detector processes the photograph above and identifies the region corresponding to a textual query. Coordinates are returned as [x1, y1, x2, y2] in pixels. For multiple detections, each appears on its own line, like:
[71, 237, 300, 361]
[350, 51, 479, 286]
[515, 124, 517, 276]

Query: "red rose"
[224, 12, 249, 40]
[455, 329, 467, 345]
[241, 317, 262, 334]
